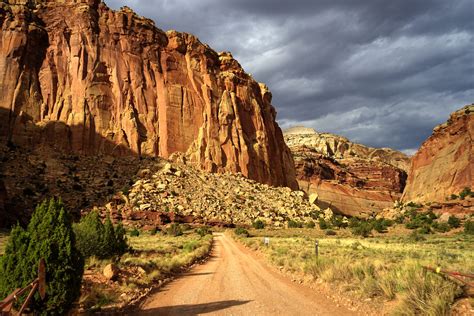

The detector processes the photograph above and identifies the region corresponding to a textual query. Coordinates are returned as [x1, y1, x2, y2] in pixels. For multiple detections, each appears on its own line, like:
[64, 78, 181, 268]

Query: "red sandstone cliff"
[0, 0, 297, 189]
[402, 105, 473, 205]
[284, 127, 409, 216]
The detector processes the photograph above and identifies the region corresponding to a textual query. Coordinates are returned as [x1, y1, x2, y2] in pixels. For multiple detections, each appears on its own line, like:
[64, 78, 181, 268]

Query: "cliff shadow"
[0, 107, 161, 228]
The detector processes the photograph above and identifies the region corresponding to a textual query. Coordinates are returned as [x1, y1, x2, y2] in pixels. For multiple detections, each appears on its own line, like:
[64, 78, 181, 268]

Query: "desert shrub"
[287, 220, 303, 228]
[450, 194, 458, 200]
[348, 217, 361, 228]
[252, 219, 265, 229]
[235, 227, 249, 237]
[149, 227, 158, 235]
[464, 221, 474, 235]
[129, 228, 140, 237]
[432, 222, 451, 233]
[405, 211, 434, 229]
[351, 222, 372, 237]
[325, 229, 337, 236]
[394, 215, 405, 224]
[447, 216, 461, 228]
[417, 224, 433, 235]
[196, 226, 211, 237]
[371, 219, 390, 233]
[114, 223, 128, 255]
[331, 215, 347, 229]
[165, 224, 183, 237]
[304, 221, 316, 229]
[0, 198, 84, 315]
[406, 202, 423, 209]
[318, 219, 329, 230]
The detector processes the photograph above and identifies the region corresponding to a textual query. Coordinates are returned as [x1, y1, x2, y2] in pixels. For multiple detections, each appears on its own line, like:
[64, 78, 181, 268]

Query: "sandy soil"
[137, 233, 355, 315]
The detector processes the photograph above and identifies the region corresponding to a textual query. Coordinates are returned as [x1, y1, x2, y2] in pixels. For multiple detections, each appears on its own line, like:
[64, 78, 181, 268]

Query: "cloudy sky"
[106, 0, 473, 154]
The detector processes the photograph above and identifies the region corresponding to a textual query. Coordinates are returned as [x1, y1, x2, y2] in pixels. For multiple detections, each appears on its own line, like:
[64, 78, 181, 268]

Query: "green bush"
[447, 216, 461, 228]
[351, 222, 372, 237]
[252, 220, 265, 229]
[405, 211, 434, 229]
[450, 194, 458, 200]
[102, 216, 117, 258]
[304, 221, 316, 229]
[288, 220, 303, 228]
[325, 229, 337, 236]
[196, 226, 211, 237]
[73, 211, 104, 258]
[433, 222, 451, 233]
[129, 228, 140, 237]
[114, 223, 128, 255]
[235, 227, 249, 237]
[318, 219, 329, 230]
[464, 221, 474, 235]
[372, 219, 388, 233]
[73, 212, 128, 258]
[418, 224, 433, 235]
[0, 198, 84, 315]
[165, 223, 183, 237]
[406, 202, 423, 209]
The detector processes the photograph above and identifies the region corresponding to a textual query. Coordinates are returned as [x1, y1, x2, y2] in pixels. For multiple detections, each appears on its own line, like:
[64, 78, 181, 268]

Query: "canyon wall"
[284, 127, 410, 216]
[402, 105, 473, 205]
[0, 0, 297, 189]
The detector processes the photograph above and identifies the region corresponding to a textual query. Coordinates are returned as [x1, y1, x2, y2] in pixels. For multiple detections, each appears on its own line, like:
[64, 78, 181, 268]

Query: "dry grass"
[235, 228, 473, 315]
[80, 229, 213, 311]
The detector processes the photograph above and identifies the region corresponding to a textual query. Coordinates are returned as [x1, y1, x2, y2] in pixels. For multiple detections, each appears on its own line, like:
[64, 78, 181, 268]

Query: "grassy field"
[79, 228, 213, 311]
[235, 227, 473, 315]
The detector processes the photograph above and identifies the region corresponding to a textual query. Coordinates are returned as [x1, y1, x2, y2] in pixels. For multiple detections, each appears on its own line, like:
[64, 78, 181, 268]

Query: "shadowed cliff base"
[0, 107, 151, 227]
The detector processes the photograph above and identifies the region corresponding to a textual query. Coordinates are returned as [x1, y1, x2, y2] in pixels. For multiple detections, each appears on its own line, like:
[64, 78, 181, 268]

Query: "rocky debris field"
[94, 154, 325, 228]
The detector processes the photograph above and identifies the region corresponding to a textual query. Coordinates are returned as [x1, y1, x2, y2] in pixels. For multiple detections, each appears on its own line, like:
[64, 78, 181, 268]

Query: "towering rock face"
[284, 127, 410, 216]
[0, 0, 297, 189]
[403, 105, 473, 204]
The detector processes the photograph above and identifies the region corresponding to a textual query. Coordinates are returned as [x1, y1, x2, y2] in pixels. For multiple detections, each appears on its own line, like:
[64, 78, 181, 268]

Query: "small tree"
[447, 216, 461, 228]
[73, 211, 105, 258]
[252, 219, 265, 229]
[101, 216, 117, 258]
[114, 222, 129, 255]
[0, 198, 84, 315]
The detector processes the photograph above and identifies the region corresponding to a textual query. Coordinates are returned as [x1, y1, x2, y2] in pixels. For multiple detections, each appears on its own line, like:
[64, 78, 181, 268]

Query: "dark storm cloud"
[105, 0, 474, 153]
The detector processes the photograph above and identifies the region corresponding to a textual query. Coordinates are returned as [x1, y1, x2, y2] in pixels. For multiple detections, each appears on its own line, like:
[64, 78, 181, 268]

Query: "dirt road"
[138, 233, 354, 315]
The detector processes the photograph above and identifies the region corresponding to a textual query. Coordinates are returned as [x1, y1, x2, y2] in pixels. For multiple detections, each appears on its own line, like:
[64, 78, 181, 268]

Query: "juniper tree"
[0, 198, 84, 315]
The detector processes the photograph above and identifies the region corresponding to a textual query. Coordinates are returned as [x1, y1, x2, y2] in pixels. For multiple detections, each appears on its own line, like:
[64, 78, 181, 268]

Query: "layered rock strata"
[0, 0, 297, 189]
[402, 105, 473, 208]
[285, 128, 410, 216]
